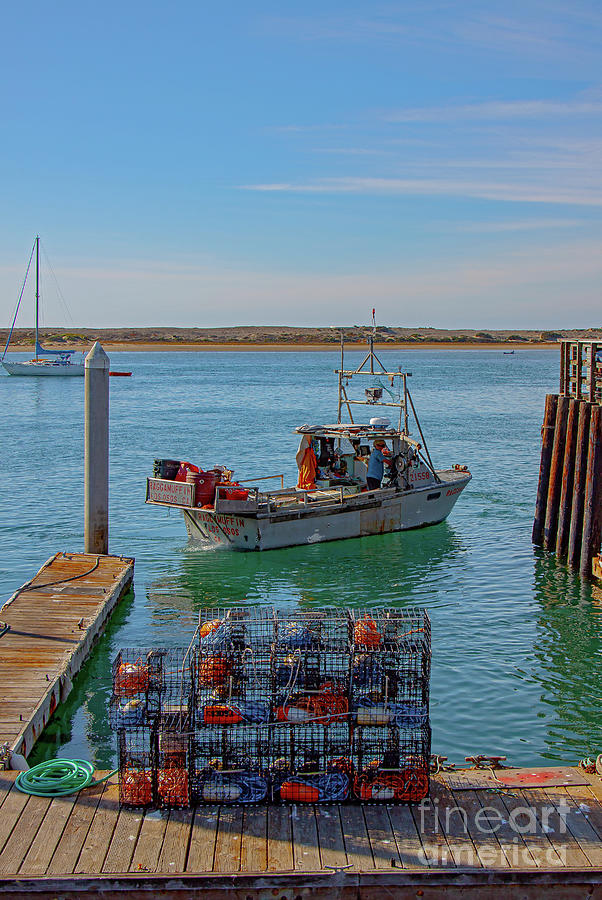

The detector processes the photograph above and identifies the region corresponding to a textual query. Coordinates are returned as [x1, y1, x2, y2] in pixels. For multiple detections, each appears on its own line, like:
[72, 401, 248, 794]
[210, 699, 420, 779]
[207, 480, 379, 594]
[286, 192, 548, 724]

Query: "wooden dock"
[0, 767, 600, 897]
[0, 552, 134, 758]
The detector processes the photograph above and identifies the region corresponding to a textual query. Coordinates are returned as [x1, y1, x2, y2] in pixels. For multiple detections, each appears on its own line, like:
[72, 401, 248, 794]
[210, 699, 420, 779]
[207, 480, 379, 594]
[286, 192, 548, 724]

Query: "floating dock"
[0, 766, 600, 897]
[0, 553, 134, 759]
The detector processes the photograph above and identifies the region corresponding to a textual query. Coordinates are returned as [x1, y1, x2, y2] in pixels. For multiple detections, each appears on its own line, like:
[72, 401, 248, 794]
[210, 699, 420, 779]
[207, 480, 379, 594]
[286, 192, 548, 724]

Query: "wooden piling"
[85, 342, 110, 555]
[567, 402, 591, 569]
[532, 393, 558, 546]
[580, 403, 602, 578]
[542, 395, 569, 551]
[555, 398, 579, 558]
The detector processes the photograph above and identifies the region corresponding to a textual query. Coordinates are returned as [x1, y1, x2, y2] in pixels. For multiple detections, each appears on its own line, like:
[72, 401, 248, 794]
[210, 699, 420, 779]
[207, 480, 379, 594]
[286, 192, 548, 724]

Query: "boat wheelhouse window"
[427, 491, 441, 501]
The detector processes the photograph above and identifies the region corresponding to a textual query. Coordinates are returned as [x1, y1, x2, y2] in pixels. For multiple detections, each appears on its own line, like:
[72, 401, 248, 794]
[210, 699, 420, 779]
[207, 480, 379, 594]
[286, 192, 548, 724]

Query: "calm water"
[1, 348, 600, 769]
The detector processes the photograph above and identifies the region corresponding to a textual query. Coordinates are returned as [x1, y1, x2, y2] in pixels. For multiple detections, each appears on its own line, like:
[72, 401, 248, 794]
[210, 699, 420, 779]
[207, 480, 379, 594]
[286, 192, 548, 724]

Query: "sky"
[1, 0, 601, 329]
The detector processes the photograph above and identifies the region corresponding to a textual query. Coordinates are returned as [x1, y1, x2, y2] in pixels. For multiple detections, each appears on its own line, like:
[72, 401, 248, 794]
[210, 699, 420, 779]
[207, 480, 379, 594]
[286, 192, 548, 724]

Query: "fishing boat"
[146, 330, 471, 551]
[1, 237, 85, 376]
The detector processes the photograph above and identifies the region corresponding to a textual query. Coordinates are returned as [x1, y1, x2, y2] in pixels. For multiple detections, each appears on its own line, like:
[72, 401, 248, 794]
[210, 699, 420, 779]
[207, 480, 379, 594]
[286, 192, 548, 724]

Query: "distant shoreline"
[3, 341, 558, 353]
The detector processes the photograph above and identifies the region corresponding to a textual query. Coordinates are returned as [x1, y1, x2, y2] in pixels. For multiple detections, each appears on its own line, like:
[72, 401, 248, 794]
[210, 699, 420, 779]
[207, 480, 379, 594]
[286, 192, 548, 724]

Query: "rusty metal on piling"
[580, 403, 602, 578]
[567, 401, 591, 569]
[542, 395, 569, 551]
[555, 398, 579, 558]
[532, 394, 558, 546]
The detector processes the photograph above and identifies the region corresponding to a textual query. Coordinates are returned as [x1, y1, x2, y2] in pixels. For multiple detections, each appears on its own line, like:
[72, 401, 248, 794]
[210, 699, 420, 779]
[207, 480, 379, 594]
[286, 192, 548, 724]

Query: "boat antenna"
[2, 239, 36, 361]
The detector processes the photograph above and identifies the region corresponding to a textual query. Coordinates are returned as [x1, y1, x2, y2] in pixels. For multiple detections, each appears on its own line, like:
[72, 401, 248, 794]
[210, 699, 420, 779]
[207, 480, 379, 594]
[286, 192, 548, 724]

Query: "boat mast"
[34, 236, 40, 361]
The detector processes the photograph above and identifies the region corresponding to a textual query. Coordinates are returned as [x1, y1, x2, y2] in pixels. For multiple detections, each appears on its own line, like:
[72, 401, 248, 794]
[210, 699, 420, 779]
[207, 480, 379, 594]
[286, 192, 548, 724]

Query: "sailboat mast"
[34, 236, 40, 361]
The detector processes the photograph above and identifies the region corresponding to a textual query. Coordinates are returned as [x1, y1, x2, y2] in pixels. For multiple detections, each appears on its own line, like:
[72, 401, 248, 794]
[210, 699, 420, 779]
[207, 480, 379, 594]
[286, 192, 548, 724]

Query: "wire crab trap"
[110, 647, 196, 731]
[270, 723, 352, 803]
[118, 729, 155, 807]
[192, 725, 270, 804]
[272, 649, 351, 725]
[198, 606, 277, 653]
[350, 609, 430, 723]
[274, 609, 352, 653]
[197, 646, 272, 726]
[155, 726, 193, 807]
[350, 608, 431, 656]
[351, 725, 431, 803]
[350, 651, 429, 727]
[110, 648, 166, 729]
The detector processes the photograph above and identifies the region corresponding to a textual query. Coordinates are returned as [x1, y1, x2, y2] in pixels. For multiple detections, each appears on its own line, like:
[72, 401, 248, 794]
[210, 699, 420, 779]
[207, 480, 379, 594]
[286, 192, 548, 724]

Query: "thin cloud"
[242, 176, 602, 207]
[386, 99, 602, 123]
[457, 219, 584, 233]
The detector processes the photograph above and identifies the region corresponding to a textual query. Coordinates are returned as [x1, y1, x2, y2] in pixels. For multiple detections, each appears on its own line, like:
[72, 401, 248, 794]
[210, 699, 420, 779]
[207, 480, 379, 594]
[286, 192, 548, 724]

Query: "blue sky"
[1, 1, 601, 328]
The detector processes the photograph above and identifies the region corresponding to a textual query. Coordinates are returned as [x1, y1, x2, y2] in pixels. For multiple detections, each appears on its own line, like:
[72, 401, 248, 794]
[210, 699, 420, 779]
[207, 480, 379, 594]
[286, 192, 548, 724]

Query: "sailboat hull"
[2, 360, 84, 376]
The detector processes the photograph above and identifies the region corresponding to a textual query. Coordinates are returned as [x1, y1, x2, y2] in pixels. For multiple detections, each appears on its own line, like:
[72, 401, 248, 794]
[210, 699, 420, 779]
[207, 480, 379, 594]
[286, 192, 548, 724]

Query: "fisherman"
[366, 439, 390, 490]
[296, 431, 318, 491]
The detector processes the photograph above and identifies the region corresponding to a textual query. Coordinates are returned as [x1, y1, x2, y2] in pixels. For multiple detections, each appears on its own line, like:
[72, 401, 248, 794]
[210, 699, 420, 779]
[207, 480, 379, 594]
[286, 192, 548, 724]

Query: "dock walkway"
[0, 767, 600, 897]
[0, 552, 134, 758]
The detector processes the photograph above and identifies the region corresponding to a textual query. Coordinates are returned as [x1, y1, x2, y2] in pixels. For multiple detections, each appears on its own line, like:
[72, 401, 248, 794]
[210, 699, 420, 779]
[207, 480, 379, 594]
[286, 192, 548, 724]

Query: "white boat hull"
[2, 360, 84, 376]
[180, 469, 470, 551]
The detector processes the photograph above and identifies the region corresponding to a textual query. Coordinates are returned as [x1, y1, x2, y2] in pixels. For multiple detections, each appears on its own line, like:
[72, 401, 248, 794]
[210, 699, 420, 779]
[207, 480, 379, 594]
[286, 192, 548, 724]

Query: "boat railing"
[214, 485, 260, 513]
[238, 473, 285, 489]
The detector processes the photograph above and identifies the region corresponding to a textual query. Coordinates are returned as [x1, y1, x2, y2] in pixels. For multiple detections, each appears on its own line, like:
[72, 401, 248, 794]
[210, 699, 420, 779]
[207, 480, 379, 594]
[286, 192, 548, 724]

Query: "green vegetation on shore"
[2, 325, 600, 348]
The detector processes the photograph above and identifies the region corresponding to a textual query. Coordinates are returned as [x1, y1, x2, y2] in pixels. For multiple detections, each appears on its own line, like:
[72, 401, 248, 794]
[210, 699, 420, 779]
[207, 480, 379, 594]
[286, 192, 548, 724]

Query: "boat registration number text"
[197, 512, 246, 538]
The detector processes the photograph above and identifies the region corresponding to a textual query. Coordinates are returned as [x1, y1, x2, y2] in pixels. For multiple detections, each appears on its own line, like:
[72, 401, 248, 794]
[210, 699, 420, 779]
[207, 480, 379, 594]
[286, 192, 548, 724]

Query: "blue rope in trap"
[200, 772, 268, 803]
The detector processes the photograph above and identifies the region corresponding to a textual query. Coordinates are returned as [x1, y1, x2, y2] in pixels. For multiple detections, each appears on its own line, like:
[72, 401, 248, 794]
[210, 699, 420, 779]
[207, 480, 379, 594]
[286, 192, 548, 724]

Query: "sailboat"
[2, 237, 85, 376]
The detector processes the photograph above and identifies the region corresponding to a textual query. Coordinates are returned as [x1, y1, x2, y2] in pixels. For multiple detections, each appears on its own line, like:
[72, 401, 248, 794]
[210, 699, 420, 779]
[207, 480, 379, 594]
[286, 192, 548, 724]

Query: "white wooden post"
[84, 342, 109, 554]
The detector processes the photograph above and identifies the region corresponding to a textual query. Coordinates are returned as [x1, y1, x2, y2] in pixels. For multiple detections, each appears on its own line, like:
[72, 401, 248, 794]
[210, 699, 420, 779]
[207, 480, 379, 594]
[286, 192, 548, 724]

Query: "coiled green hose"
[15, 759, 117, 797]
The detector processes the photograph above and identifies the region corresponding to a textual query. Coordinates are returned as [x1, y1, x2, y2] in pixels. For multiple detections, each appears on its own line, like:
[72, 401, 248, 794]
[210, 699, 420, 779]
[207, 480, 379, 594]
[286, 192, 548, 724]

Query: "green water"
[1, 348, 600, 768]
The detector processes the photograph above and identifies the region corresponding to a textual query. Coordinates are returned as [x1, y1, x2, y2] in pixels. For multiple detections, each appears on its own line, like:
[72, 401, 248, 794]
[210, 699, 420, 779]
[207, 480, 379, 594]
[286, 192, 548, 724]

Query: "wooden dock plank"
[157, 808, 194, 875]
[474, 788, 538, 868]
[18, 794, 78, 875]
[267, 806, 293, 872]
[101, 806, 144, 874]
[448, 787, 509, 868]
[213, 807, 243, 873]
[339, 805, 374, 871]
[0, 552, 133, 757]
[0, 794, 51, 875]
[0, 766, 599, 889]
[46, 782, 105, 875]
[186, 807, 219, 873]
[566, 782, 602, 841]
[430, 779, 480, 868]
[513, 788, 574, 868]
[128, 809, 170, 873]
[240, 807, 267, 873]
[0, 773, 16, 815]
[543, 786, 602, 867]
[73, 779, 120, 874]
[362, 804, 402, 869]
[292, 805, 320, 871]
[387, 803, 428, 869]
[0, 781, 31, 856]
[315, 804, 347, 870]
[411, 793, 456, 868]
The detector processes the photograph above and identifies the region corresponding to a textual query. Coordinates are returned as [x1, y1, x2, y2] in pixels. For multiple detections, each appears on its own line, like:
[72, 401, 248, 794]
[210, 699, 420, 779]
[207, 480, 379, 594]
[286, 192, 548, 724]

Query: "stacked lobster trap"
[110, 606, 431, 807]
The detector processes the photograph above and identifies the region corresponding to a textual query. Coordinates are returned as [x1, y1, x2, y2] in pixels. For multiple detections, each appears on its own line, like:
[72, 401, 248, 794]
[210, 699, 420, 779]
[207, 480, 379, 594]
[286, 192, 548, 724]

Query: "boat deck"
[0, 767, 600, 897]
[0, 553, 134, 758]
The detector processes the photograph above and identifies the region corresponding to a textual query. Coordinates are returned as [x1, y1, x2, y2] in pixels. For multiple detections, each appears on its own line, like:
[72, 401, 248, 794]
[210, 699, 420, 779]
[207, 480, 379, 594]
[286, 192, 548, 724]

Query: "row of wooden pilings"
[532, 395, 602, 578]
